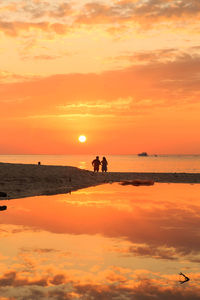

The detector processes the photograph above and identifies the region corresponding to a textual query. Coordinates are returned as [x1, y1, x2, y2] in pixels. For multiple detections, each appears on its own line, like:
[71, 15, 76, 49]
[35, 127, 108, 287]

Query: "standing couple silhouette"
[92, 156, 108, 172]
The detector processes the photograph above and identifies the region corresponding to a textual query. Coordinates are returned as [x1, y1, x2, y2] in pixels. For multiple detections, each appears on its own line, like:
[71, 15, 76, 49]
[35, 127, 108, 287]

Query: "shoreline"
[0, 162, 200, 200]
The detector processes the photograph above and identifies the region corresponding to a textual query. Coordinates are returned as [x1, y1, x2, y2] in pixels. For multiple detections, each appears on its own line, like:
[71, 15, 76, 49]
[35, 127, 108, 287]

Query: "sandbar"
[0, 162, 200, 200]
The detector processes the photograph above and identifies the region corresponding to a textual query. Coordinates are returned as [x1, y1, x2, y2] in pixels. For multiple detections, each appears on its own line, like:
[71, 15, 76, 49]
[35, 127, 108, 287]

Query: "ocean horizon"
[0, 154, 200, 173]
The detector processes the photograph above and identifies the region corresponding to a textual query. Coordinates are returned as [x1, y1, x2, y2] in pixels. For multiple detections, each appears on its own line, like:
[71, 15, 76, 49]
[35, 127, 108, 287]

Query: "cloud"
[73, 279, 200, 300]
[21, 247, 59, 254]
[0, 70, 39, 83]
[49, 3, 72, 18]
[20, 48, 76, 61]
[0, 0, 199, 39]
[0, 272, 17, 287]
[112, 48, 181, 64]
[75, 0, 200, 30]
[19, 113, 116, 120]
[0, 21, 69, 37]
[1, 1, 73, 20]
[30, 54, 62, 60]
[128, 244, 178, 260]
[0, 271, 48, 287]
[0, 51, 200, 119]
[57, 97, 132, 115]
[0, 243, 200, 299]
[0, 273, 199, 300]
[0, 3, 18, 13]
[49, 274, 66, 285]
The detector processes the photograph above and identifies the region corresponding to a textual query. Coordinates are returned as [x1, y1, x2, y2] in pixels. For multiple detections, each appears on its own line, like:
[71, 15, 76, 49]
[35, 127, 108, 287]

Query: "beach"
[1, 162, 200, 200]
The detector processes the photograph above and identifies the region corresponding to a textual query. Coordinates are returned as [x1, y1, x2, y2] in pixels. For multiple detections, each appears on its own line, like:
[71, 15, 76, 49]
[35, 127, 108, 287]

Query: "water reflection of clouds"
[0, 268, 199, 300]
[2, 183, 200, 255]
[1, 183, 200, 298]
[112, 243, 179, 260]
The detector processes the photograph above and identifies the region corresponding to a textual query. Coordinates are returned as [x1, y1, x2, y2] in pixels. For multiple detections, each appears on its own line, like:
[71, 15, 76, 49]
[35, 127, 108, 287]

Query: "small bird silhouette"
[179, 272, 190, 284]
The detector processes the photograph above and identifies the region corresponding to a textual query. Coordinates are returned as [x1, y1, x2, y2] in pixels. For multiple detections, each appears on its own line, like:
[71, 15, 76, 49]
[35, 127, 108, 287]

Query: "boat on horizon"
[138, 152, 148, 157]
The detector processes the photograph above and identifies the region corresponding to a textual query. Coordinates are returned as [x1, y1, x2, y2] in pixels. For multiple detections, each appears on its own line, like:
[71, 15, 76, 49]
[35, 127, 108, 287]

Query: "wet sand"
[0, 162, 200, 200]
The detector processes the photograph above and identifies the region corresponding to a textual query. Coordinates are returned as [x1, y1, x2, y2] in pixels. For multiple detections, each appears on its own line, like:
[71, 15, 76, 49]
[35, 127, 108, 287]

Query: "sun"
[78, 135, 87, 143]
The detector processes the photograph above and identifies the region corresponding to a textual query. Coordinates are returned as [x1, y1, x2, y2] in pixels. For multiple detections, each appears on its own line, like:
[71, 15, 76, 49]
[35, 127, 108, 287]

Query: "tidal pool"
[0, 183, 200, 299]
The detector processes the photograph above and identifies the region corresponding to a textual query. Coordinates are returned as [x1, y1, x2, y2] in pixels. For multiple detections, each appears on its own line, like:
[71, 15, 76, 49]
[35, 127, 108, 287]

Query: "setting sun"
[78, 135, 87, 143]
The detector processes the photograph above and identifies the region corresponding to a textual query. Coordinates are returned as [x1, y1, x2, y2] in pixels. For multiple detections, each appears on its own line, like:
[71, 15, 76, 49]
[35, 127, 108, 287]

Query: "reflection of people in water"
[179, 272, 190, 284]
[92, 156, 101, 172]
[101, 156, 108, 172]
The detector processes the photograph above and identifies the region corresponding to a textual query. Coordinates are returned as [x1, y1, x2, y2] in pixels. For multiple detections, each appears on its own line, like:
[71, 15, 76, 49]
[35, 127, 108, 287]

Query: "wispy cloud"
[75, 0, 200, 30]
[57, 97, 133, 114]
[22, 113, 116, 119]
[0, 0, 199, 39]
[0, 21, 70, 37]
[0, 69, 40, 83]
[1, 51, 200, 116]
[29, 54, 62, 60]
[0, 1, 73, 20]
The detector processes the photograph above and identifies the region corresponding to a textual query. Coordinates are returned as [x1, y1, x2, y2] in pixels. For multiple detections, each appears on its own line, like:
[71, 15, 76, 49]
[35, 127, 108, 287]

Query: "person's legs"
[94, 166, 99, 172]
[102, 166, 107, 172]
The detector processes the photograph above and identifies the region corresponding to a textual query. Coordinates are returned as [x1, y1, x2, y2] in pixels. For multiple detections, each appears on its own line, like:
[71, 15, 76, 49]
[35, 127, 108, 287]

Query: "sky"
[1, 0, 200, 154]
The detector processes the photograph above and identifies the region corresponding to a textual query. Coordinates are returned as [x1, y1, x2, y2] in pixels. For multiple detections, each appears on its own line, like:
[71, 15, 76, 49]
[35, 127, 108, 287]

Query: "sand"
[0, 162, 200, 200]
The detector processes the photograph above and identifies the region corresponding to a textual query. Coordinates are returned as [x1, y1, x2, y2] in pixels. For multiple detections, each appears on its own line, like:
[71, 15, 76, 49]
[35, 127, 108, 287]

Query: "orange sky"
[1, 0, 200, 154]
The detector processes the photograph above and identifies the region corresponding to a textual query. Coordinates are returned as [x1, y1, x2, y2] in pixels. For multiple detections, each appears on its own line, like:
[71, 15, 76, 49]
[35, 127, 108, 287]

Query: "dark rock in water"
[0, 192, 7, 197]
[0, 206, 7, 211]
[120, 180, 154, 186]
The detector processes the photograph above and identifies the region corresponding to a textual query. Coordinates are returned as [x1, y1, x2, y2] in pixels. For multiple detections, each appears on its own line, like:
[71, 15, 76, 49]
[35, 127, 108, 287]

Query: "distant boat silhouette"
[0, 206, 7, 211]
[138, 152, 148, 157]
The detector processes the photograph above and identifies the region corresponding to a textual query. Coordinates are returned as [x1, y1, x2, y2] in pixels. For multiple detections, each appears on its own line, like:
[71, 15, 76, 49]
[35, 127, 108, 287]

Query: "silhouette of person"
[101, 156, 108, 172]
[92, 156, 101, 172]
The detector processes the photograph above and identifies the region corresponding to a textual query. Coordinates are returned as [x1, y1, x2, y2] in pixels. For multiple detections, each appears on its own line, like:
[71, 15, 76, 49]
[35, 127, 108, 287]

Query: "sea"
[0, 154, 200, 173]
